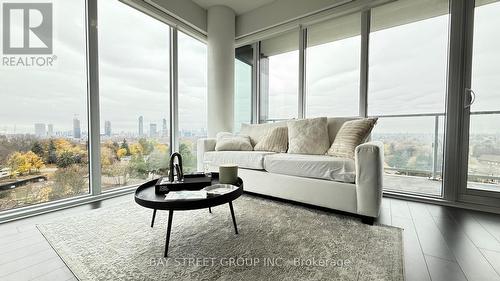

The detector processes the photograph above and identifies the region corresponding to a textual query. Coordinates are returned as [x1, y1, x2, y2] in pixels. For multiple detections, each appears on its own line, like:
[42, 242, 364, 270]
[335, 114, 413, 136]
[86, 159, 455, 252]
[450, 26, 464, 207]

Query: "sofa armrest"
[197, 138, 216, 172]
[355, 141, 384, 218]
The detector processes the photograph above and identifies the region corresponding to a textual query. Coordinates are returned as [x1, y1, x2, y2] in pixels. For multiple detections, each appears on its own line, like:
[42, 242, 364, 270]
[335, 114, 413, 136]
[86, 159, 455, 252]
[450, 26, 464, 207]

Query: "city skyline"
[0, 114, 204, 137]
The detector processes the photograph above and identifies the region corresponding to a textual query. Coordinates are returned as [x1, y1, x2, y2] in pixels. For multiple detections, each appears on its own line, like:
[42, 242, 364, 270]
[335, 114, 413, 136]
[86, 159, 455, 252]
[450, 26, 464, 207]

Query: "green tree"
[47, 139, 57, 164]
[129, 154, 148, 179]
[179, 143, 196, 173]
[31, 141, 44, 157]
[147, 148, 169, 175]
[56, 151, 78, 168]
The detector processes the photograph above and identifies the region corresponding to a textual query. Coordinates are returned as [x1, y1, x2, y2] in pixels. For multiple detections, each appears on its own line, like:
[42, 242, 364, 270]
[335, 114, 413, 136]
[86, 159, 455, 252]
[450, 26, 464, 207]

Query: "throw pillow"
[215, 132, 253, 151]
[287, 117, 330, 155]
[240, 122, 287, 146]
[327, 118, 378, 159]
[254, 127, 288, 153]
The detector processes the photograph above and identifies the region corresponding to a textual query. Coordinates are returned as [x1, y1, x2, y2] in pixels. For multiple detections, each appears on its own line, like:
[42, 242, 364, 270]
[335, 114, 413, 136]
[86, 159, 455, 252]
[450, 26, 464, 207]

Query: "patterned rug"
[37, 195, 403, 281]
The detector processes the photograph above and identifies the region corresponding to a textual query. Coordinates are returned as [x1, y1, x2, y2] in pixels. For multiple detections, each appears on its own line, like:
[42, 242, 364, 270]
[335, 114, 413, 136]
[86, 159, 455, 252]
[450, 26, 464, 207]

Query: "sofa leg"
[361, 216, 375, 225]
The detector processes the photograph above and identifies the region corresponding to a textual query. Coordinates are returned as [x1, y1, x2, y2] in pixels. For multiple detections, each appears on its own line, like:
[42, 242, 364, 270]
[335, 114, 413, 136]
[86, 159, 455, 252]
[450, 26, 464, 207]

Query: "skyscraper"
[149, 123, 157, 138]
[34, 123, 46, 138]
[47, 124, 53, 137]
[73, 117, 81, 139]
[162, 118, 168, 137]
[138, 116, 144, 136]
[104, 121, 111, 137]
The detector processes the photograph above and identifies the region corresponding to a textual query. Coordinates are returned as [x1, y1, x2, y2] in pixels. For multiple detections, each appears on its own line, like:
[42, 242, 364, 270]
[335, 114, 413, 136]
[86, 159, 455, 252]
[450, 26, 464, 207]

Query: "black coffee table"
[134, 177, 243, 257]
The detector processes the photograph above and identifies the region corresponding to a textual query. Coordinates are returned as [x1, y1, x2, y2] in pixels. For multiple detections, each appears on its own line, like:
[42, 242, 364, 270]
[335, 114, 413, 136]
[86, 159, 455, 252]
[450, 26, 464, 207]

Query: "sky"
[0, 0, 207, 135]
[0, 1, 499, 136]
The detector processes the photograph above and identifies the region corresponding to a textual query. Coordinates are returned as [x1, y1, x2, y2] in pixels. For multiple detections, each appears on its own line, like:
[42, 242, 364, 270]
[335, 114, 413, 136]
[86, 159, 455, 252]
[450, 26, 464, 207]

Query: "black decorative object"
[154, 152, 213, 194]
[154, 176, 212, 194]
[168, 152, 183, 182]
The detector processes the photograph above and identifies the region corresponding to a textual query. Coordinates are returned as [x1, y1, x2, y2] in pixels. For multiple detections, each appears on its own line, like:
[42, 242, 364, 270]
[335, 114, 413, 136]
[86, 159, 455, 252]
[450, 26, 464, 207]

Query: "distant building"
[162, 118, 168, 137]
[73, 117, 81, 139]
[104, 120, 112, 136]
[47, 124, 53, 137]
[138, 116, 144, 136]
[150, 123, 157, 138]
[34, 123, 46, 138]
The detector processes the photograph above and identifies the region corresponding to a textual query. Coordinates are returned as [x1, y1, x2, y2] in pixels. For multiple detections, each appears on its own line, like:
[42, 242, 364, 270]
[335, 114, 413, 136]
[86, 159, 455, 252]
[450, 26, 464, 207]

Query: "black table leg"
[229, 201, 238, 234]
[209, 207, 212, 213]
[164, 210, 174, 257]
[151, 209, 157, 228]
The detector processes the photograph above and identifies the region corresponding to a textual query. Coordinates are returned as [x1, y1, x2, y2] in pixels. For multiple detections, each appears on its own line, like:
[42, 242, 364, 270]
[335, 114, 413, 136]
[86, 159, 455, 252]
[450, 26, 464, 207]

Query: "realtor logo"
[2, 3, 53, 54]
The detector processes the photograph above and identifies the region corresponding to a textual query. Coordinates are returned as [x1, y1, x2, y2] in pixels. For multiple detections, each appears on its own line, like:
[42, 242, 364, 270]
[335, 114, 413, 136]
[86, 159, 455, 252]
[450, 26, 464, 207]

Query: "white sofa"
[197, 117, 384, 224]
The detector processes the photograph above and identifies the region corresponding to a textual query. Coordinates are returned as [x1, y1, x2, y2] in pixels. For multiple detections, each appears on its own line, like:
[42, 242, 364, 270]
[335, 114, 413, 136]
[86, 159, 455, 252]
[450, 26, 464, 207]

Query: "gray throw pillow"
[215, 132, 253, 151]
[254, 127, 288, 153]
[287, 117, 330, 155]
[327, 118, 378, 159]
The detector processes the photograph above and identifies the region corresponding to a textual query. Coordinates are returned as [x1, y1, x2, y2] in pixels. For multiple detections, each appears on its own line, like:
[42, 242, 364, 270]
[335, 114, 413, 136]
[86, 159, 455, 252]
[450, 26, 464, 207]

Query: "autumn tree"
[116, 148, 128, 159]
[120, 139, 131, 156]
[51, 165, 87, 200]
[7, 151, 45, 176]
[138, 138, 154, 155]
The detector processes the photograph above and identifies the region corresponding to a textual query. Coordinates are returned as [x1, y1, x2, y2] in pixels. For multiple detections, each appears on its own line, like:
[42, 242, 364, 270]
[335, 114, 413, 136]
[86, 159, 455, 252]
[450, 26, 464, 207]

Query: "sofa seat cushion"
[204, 151, 276, 170]
[263, 153, 356, 183]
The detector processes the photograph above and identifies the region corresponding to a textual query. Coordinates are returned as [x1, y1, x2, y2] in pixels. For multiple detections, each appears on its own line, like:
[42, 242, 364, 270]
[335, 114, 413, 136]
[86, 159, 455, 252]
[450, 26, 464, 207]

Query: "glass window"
[368, 0, 449, 196]
[0, 1, 89, 211]
[235, 45, 253, 132]
[467, 0, 500, 192]
[178, 31, 208, 173]
[368, 0, 449, 116]
[98, 0, 170, 191]
[306, 13, 361, 117]
[260, 30, 299, 122]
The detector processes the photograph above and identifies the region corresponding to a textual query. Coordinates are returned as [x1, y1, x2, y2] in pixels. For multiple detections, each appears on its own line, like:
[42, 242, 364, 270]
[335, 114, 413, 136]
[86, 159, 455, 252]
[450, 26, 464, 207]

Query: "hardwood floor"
[0, 194, 500, 281]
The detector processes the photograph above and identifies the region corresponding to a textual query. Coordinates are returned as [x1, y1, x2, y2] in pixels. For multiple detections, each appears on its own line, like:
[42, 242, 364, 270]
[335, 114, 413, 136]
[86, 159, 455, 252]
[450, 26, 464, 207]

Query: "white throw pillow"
[287, 117, 330, 155]
[215, 132, 253, 151]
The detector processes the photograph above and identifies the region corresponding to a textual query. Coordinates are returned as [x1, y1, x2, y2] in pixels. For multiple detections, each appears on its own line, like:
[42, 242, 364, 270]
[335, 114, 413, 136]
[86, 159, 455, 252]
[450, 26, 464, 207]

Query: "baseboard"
[383, 191, 500, 215]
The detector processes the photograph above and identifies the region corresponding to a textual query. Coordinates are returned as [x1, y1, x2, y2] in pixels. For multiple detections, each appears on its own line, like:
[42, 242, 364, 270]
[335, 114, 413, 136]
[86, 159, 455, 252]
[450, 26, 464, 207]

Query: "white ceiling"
[192, 0, 277, 15]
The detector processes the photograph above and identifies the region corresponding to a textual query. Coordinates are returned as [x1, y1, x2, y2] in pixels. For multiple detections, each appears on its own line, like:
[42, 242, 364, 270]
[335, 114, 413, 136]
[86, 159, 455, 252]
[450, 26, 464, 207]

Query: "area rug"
[37, 195, 403, 281]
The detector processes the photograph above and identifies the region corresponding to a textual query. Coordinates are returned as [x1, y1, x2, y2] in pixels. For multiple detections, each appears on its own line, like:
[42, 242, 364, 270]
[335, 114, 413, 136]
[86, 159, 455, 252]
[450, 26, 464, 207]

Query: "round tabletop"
[134, 177, 243, 211]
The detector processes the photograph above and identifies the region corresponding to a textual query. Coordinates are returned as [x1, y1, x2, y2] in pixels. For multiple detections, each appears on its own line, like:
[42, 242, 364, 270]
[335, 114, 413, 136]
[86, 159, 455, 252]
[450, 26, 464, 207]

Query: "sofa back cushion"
[215, 132, 253, 151]
[287, 117, 330, 155]
[240, 121, 287, 146]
